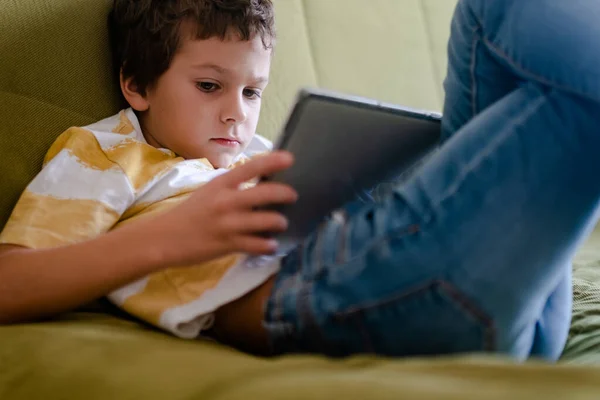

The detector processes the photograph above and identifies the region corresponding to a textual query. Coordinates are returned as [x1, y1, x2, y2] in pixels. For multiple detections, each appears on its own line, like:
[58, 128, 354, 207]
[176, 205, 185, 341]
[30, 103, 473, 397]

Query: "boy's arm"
[0, 217, 169, 323]
[0, 152, 296, 324]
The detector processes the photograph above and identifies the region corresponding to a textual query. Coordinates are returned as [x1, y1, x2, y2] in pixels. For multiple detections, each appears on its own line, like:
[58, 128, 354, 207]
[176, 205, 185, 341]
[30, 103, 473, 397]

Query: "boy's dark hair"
[108, 0, 275, 97]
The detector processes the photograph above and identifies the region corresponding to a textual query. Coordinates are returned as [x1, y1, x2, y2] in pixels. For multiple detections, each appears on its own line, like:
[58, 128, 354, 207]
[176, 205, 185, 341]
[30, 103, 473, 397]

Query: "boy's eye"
[197, 82, 219, 92]
[243, 88, 261, 99]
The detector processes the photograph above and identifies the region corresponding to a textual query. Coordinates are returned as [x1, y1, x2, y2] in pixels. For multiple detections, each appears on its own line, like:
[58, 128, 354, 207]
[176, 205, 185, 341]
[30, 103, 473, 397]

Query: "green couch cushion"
[560, 228, 600, 363]
[561, 264, 600, 364]
[2, 311, 600, 400]
[0, 0, 121, 229]
[300, 0, 456, 111]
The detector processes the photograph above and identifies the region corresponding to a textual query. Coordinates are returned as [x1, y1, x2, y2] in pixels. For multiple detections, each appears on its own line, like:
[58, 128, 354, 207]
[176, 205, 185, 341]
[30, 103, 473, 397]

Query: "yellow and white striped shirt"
[0, 109, 281, 338]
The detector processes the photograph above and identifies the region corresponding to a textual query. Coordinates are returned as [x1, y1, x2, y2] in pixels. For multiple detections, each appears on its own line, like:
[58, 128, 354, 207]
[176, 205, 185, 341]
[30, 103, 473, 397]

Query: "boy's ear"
[120, 70, 150, 112]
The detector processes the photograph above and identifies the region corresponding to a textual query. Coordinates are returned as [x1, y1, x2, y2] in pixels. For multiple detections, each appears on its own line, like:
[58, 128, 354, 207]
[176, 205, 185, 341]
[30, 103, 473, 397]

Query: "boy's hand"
[155, 151, 297, 267]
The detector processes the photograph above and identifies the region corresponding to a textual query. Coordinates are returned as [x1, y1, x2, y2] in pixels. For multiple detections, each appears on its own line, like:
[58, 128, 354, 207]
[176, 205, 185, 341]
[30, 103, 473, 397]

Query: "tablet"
[263, 88, 442, 248]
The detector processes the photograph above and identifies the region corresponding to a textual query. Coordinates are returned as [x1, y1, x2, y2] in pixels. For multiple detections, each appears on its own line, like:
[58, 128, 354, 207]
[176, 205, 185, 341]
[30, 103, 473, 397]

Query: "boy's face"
[130, 31, 272, 168]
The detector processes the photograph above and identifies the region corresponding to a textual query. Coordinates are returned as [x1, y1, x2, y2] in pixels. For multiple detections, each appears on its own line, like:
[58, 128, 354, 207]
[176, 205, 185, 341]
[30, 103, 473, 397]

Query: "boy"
[0, 0, 295, 348]
[1, 0, 599, 361]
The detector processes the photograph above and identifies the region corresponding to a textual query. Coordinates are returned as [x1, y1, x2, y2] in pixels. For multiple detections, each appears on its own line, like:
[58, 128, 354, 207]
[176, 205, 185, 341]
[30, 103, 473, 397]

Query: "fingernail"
[279, 151, 294, 162]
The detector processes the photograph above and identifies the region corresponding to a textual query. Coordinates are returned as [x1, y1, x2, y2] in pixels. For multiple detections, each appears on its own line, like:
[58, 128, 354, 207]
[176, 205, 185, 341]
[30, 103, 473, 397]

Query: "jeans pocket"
[330, 280, 496, 357]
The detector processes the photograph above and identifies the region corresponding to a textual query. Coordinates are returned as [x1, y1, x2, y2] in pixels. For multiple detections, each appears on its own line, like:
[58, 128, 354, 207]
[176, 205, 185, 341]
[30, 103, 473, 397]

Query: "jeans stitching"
[437, 280, 496, 351]
[435, 93, 547, 208]
[468, 4, 595, 101]
[470, 28, 481, 116]
[333, 279, 496, 352]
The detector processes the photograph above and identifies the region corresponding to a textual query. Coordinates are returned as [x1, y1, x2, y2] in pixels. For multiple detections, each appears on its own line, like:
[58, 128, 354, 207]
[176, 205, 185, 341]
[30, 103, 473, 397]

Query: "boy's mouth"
[210, 138, 240, 148]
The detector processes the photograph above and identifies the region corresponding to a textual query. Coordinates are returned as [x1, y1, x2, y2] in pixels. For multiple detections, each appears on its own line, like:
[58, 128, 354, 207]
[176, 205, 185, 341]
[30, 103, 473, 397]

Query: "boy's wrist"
[102, 216, 177, 276]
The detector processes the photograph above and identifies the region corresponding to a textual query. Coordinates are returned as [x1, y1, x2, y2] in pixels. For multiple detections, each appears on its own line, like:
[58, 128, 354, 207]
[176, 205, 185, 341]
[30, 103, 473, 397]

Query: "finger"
[222, 211, 289, 233]
[228, 182, 298, 210]
[214, 151, 294, 189]
[230, 235, 280, 255]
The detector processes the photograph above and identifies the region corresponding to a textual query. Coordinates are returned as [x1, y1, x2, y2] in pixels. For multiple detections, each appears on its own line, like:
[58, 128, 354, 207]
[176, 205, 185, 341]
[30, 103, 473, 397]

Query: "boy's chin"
[208, 153, 239, 169]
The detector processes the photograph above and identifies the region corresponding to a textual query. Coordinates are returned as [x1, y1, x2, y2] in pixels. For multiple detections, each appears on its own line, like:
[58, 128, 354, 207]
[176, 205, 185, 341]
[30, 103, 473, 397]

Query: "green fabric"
[561, 268, 600, 363]
[301, 0, 456, 111]
[560, 228, 600, 363]
[2, 311, 600, 400]
[0, 0, 121, 229]
[257, 0, 319, 140]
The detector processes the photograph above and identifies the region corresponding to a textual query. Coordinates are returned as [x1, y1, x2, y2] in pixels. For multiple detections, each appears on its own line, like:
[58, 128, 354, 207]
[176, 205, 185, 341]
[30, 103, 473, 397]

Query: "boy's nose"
[221, 93, 247, 125]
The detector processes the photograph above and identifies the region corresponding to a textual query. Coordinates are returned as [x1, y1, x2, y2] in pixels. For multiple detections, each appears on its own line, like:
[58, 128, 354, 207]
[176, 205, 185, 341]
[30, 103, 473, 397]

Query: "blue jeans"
[264, 0, 600, 361]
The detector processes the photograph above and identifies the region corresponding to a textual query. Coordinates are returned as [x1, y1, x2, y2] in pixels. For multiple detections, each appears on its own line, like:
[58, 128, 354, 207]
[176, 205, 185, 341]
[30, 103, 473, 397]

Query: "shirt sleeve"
[0, 127, 135, 249]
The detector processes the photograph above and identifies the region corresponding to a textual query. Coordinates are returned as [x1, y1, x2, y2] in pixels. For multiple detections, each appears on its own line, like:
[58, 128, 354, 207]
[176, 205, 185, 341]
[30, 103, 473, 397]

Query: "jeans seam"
[435, 93, 547, 209]
[470, 27, 481, 116]
[385, 88, 544, 239]
[332, 279, 496, 351]
[439, 280, 496, 351]
[469, 6, 594, 101]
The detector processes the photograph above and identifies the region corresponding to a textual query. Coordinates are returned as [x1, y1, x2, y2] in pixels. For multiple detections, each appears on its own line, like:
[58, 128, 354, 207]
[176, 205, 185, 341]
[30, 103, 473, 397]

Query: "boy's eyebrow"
[192, 63, 269, 84]
[193, 63, 227, 74]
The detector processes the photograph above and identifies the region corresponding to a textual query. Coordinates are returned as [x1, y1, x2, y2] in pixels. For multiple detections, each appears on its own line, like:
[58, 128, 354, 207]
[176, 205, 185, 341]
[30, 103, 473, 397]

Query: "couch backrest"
[262, 0, 457, 137]
[0, 0, 456, 229]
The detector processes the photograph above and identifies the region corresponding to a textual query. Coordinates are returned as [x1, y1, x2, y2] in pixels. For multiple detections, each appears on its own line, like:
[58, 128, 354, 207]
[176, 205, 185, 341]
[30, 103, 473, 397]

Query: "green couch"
[2, 1, 600, 398]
